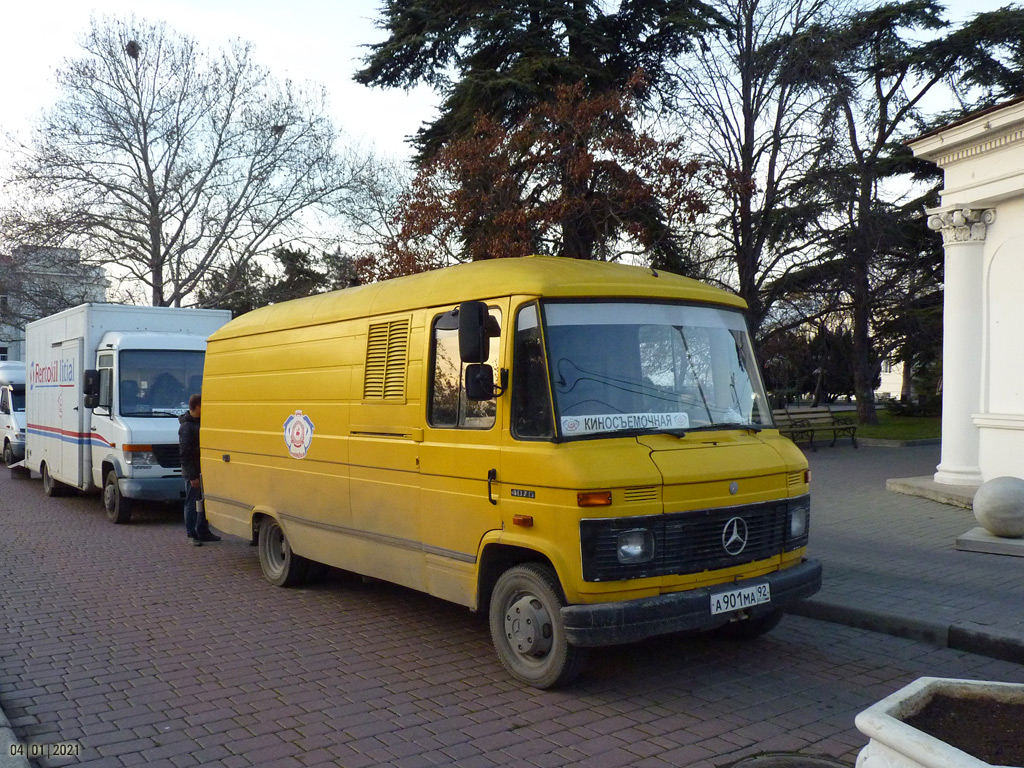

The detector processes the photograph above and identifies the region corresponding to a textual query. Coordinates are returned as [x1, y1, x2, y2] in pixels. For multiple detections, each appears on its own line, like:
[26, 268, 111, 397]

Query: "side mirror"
[458, 301, 490, 363]
[83, 369, 100, 409]
[465, 364, 495, 401]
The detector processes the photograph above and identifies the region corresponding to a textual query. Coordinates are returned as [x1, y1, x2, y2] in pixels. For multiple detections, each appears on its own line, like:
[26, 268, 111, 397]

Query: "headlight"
[788, 503, 809, 539]
[617, 529, 655, 564]
[124, 449, 158, 467]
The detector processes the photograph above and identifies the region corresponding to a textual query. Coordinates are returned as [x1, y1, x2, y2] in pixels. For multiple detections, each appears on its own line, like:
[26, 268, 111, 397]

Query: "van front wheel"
[103, 471, 133, 524]
[258, 517, 309, 587]
[489, 563, 585, 689]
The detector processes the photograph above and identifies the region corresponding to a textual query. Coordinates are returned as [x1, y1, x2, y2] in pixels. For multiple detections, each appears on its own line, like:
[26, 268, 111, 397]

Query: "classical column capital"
[926, 207, 996, 244]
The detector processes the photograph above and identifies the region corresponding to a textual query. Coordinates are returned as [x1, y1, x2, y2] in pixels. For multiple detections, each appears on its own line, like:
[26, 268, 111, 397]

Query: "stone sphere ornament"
[973, 476, 1024, 538]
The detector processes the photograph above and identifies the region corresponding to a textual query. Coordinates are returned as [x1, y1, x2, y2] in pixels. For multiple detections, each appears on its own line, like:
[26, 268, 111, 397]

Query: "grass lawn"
[854, 410, 941, 440]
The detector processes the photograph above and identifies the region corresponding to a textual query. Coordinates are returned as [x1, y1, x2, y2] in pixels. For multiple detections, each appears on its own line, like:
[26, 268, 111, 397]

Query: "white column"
[927, 207, 994, 486]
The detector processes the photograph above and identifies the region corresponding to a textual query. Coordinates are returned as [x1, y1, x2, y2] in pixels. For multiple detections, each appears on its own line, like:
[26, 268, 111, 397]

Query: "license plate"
[711, 583, 771, 615]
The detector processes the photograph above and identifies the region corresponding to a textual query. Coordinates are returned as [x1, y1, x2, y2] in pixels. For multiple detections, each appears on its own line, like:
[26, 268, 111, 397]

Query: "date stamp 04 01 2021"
[9, 742, 81, 760]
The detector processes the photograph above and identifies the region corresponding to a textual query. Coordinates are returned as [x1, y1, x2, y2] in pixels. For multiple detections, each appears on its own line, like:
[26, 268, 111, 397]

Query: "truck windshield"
[542, 301, 772, 439]
[119, 350, 206, 417]
[11, 386, 25, 412]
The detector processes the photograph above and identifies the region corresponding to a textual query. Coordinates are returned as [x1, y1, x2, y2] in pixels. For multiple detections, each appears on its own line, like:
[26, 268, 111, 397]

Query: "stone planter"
[856, 677, 1024, 768]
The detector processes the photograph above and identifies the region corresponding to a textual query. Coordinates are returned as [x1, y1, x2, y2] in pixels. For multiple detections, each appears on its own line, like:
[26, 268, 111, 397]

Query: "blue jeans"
[183, 479, 210, 539]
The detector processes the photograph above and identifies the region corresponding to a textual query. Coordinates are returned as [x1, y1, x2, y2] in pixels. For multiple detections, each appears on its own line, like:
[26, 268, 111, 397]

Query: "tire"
[103, 470, 134, 524]
[488, 563, 586, 689]
[258, 517, 310, 587]
[713, 607, 785, 640]
[41, 463, 67, 497]
[3, 442, 13, 467]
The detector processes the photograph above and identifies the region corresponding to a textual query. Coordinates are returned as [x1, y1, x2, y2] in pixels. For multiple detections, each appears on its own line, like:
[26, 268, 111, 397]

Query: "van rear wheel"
[103, 470, 133, 524]
[258, 517, 310, 587]
[41, 463, 67, 497]
[489, 563, 586, 689]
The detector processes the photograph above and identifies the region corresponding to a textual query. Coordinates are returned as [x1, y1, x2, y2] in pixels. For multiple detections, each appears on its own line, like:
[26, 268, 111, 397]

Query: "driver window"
[97, 353, 114, 411]
[429, 307, 501, 430]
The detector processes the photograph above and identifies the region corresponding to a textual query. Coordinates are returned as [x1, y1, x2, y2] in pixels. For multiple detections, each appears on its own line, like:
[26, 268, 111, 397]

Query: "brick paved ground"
[795, 444, 1024, 654]
[2, 452, 1023, 768]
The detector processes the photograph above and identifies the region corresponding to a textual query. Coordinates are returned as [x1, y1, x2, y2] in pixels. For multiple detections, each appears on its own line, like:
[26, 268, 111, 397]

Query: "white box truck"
[0, 361, 27, 467]
[25, 303, 231, 523]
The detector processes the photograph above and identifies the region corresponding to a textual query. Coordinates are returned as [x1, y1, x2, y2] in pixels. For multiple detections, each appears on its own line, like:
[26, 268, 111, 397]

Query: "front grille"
[151, 444, 182, 469]
[580, 496, 809, 582]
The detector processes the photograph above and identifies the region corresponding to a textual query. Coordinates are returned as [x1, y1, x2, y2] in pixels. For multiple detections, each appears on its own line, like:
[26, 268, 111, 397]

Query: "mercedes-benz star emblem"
[722, 517, 749, 556]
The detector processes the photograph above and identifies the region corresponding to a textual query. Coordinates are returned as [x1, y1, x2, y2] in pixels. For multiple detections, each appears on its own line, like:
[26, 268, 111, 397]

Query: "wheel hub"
[504, 595, 553, 658]
[267, 529, 286, 568]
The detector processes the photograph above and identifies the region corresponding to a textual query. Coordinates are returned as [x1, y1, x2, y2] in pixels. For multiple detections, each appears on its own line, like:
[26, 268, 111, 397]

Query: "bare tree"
[1, 16, 359, 307]
[337, 154, 462, 283]
[675, 0, 842, 335]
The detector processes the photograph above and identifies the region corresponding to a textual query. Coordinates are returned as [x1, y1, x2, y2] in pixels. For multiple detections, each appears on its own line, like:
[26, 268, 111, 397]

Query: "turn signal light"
[577, 491, 612, 507]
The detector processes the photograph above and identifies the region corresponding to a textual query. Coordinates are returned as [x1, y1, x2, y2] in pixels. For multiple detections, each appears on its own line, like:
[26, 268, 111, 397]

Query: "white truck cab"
[0, 361, 26, 466]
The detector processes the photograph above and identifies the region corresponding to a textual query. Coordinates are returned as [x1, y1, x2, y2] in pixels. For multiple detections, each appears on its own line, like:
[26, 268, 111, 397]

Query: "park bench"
[770, 405, 858, 451]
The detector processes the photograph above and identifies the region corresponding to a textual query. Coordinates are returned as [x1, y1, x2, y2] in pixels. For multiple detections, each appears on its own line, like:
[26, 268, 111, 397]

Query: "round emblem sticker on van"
[283, 410, 315, 459]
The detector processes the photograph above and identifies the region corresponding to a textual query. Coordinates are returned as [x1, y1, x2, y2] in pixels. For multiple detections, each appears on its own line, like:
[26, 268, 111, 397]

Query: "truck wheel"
[41, 463, 67, 497]
[489, 563, 586, 689]
[714, 608, 785, 640]
[258, 517, 310, 587]
[103, 470, 134, 524]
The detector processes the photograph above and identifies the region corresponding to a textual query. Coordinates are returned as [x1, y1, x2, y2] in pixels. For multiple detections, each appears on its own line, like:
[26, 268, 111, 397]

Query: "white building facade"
[910, 97, 1024, 487]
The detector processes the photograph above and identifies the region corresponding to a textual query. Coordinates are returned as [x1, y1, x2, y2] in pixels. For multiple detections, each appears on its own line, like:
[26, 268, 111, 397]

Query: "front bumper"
[561, 558, 822, 647]
[119, 475, 186, 502]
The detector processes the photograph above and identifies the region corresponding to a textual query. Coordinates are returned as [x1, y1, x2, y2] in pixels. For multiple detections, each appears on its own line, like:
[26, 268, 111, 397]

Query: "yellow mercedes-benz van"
[201, 256, 820, 688]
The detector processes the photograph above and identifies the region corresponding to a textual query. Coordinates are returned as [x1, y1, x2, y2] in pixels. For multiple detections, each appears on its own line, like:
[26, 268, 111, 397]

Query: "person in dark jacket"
[179, 393, 220, 546]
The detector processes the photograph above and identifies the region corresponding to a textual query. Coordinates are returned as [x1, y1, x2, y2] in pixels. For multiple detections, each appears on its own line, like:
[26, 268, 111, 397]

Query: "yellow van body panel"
[202, 256, 818, 643]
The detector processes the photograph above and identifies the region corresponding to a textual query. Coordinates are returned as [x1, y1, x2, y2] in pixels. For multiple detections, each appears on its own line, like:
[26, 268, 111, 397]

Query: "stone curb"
[886, 476, 976, 509]
[0, 706, 30, 768]
[790, 597, 1024, 665]
[857, 438, 942, 448]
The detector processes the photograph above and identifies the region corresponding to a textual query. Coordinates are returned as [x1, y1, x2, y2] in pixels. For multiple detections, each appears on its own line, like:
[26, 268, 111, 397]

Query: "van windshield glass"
[542, 302, 772, 438]
[11, 386, 25, 412]
[119, 350, 206, 417]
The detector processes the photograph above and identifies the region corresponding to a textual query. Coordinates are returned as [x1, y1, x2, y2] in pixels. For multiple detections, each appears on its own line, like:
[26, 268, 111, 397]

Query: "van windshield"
[542, 301, 772, 439]
[11, 386, 25, 412]
[119, 350, 206, 417]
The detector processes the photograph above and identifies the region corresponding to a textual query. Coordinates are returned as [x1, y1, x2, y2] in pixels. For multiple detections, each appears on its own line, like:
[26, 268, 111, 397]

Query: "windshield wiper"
[688, 423, 763, 433]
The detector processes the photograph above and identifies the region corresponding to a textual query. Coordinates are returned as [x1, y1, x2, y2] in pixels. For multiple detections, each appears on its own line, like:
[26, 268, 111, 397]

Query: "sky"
[0, 0, 1013, 166]
[0, 0, 438, 161]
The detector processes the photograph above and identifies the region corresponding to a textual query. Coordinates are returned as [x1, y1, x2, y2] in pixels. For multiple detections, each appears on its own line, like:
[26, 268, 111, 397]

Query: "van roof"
[0, 361, 26, 386]
[211, 256, 746, 340]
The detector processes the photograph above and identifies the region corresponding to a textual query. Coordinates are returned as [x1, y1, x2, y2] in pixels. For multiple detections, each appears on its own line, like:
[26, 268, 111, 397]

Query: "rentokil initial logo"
[30, 358, 76, 387]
